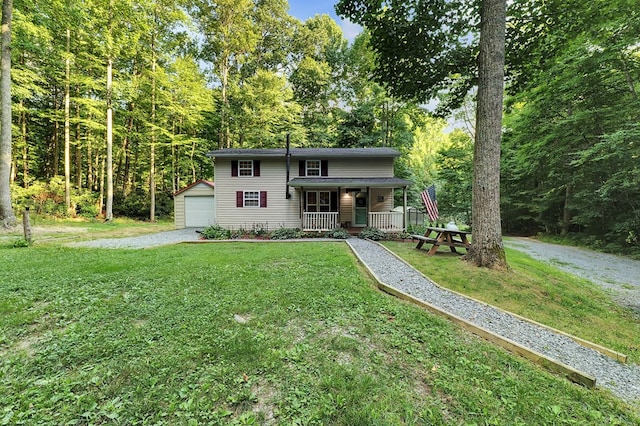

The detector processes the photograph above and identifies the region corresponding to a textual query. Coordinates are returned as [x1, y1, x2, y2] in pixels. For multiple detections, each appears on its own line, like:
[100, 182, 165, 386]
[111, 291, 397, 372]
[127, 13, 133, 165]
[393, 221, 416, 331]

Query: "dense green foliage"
[502, 0, 640, 254]
[337, 0, 639, 254]
[4, 0, 638, 254]
[1, 242, 638, 423]
[7, 0, 452, 220]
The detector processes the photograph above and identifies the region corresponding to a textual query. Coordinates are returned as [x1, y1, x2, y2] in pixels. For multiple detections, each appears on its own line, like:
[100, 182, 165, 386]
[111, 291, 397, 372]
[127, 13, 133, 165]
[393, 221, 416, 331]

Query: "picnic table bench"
[411, 226, 471, 256]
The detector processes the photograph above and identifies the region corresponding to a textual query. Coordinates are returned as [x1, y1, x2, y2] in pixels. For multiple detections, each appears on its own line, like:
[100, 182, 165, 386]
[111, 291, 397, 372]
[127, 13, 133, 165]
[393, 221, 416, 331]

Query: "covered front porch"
[287, 177, 412, 233]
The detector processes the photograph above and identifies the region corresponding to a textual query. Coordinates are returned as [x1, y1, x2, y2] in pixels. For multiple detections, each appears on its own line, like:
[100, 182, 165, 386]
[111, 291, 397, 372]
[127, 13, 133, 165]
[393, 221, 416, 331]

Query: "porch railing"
[303, 212, 339, 231]
[369, 212, 404, 232]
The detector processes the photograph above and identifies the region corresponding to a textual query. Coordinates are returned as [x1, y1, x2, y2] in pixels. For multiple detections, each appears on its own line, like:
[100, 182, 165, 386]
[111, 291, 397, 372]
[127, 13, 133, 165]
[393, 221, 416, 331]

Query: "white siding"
[296, 158, 395, 178]
[339, 189, 353, 225]
[370, 188, 394, 212]
[215, 159, 302, 230]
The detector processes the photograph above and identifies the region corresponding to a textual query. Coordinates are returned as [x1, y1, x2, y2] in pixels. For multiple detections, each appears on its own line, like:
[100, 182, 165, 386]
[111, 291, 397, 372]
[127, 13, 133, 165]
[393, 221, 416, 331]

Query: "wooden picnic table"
[411, 226, 471, 256]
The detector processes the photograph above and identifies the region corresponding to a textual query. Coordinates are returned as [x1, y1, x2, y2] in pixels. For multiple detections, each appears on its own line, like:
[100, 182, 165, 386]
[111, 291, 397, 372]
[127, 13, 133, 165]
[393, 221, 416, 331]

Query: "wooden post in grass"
[23, 207, 31, 243]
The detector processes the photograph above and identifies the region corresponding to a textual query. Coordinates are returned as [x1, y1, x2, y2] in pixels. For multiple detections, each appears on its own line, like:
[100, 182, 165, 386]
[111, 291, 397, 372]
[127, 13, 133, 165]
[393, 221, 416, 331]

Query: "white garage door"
[185, 196, 216, 227]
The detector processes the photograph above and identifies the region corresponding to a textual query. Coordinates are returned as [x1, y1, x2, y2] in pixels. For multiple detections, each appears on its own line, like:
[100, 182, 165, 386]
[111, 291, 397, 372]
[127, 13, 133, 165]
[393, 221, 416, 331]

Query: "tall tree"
[337, 0, 509, 268]
[0, 0, 16, 227]
[191, 0, 259, 149]
[466, 0, 507, 268]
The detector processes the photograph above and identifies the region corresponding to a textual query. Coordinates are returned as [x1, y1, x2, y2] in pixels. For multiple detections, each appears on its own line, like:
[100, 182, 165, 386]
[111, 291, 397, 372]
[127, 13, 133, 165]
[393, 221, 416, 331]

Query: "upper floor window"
[306, 160, 321, 176]
[239, 160, 254, 176]
[231, 160, 260, 177]
[299, 160, 328, 177]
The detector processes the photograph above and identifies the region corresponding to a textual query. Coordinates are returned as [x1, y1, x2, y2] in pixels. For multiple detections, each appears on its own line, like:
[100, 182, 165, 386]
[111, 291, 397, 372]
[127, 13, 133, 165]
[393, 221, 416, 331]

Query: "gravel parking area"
[347, 238, 640, 403]
[505, 238, 640, 317]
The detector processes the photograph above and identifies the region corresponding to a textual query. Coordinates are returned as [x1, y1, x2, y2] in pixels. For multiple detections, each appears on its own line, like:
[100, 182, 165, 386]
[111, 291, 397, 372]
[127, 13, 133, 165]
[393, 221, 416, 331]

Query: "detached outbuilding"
[174, 180, 216, 229]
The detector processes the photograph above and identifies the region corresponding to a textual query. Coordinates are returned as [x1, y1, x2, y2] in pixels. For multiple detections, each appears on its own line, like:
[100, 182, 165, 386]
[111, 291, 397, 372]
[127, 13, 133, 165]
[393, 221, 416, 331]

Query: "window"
[244, 191, 259, 207]
[299, 160, 328, 176]
[239, 160, 254, 176]
[306, 191, 332, 212]
[236, 191, 267, 208]
[306, 160, 320, 176]
[231, 160, 260, 177]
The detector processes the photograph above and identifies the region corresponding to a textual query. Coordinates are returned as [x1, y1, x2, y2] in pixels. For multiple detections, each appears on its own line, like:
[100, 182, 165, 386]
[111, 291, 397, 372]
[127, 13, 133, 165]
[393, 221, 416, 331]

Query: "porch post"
[299, 187, 304, 219]
[366, 186, 370, 227]
[337, 187, 341, 227]
[403, 186, 408, 231]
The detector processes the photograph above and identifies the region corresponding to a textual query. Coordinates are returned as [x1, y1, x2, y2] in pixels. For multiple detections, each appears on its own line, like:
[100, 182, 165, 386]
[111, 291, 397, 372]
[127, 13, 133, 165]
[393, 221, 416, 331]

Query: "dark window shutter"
[260, 191, 267, 208]
[231, 161, 238, 177]
[330, 191, 338, 212]
[236, 191, 243, 207]
[253, 160, 260, 177]
[321, 160, 328, 176]
[299, 160, 305, 176]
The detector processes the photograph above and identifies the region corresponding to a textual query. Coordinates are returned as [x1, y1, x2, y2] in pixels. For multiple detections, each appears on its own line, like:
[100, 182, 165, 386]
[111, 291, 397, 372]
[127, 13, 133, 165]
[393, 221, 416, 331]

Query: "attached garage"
[174, 180, 216, 229]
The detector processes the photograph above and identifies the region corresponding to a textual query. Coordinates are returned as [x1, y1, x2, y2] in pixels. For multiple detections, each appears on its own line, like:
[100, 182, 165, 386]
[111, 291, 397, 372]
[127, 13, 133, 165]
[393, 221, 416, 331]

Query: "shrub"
[324, 228, 350, 239]
[10, 238, 31, 248]
[358, 226, 387, 241]
[73, 190, 100, 218]
[200, 224, 230, 240]
[250, 223, 269, 237]
[270, 227, 301, 240]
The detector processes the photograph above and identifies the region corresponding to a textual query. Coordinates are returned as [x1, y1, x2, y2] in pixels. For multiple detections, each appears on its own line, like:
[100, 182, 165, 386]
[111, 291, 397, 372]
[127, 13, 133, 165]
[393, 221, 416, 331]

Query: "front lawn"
[1, 242, 638, 424]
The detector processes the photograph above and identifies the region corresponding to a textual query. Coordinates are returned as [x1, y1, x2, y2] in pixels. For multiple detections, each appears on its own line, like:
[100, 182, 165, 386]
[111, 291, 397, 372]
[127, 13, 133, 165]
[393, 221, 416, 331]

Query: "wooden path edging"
[348, 240, 597, 389]
[374, 241, 628, 364]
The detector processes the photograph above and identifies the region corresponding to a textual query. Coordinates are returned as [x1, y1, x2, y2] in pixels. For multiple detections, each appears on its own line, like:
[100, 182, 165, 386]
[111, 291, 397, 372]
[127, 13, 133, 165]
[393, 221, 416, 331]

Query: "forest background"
[5, 0, 639, 254]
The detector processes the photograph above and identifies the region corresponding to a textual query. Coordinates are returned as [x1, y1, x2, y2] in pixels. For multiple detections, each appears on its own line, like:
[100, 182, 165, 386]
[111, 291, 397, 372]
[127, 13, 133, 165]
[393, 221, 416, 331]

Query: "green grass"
[382, 241, 640, 365]
[0, 216, 174, 246]
[1, 241, 639, 424]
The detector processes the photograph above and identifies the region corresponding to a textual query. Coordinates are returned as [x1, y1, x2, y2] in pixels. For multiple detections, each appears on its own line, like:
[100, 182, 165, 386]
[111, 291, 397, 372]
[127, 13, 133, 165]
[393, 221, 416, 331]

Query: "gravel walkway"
[346, 238, 640, 403]
[505, 237, 640, 317]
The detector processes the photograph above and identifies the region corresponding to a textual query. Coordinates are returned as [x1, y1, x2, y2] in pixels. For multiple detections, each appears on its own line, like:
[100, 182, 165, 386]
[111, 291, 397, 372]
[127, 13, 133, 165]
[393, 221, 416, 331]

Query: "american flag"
[421, 184, 439, 222]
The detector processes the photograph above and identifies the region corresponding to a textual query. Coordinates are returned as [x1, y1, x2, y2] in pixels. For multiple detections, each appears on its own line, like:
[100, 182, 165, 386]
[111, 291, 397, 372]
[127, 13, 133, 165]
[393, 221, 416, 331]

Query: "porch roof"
[288, 177, 412, 188]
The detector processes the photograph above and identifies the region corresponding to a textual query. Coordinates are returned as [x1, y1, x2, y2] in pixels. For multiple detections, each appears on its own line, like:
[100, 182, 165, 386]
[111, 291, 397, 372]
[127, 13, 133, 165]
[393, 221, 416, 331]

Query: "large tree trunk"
[465, 0, 508, 269]
[0, 0, 16, 227]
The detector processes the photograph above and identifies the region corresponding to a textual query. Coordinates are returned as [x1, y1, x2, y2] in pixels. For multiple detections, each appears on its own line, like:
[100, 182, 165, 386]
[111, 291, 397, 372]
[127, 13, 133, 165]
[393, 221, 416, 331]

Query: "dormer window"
[306, 160, 321, 176]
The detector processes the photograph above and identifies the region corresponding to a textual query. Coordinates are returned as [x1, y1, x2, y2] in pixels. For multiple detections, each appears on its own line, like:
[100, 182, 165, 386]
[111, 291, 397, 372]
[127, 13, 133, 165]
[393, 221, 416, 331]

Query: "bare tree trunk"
[20, 100, 27, 188]
[99, 155, 105, 216]
[171, 120, 176, 194]
[0, 0, 16, 227]
[464, 0, 508, 269]
[150, 7, 157, 222]
[87, 124, 93, 190]
[561, 184, 571, 236]
[52, 94, 59, 177]
[75, 102, 81, 188]
[105, 57, 113, 221]
[64, 28, 71, 213]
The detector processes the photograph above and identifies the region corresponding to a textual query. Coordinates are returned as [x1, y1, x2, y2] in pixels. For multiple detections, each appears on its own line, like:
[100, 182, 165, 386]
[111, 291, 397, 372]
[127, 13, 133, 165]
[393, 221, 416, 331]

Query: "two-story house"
[208, 147, 412, 232]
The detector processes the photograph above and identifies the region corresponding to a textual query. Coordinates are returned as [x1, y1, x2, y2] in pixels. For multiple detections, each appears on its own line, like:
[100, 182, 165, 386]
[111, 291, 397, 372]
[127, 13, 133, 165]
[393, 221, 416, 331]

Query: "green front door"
[354, 192, 368, 226]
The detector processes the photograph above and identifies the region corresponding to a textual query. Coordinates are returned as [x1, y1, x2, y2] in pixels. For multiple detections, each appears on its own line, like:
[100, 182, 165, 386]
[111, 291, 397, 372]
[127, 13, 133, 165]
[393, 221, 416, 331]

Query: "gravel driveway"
[69, 228, 203, 249]
[505, 238, 640, 317]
